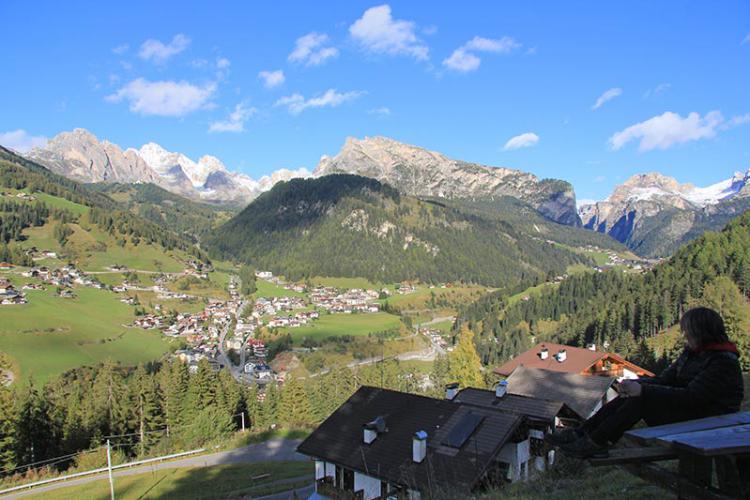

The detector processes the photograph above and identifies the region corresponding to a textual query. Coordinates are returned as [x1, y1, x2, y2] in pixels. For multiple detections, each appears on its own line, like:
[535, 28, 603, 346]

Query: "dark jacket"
[640, 346, 744, 418]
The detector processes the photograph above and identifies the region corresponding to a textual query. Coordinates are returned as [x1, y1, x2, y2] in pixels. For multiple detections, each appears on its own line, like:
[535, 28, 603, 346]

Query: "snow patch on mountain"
[24, 129, 312, 206]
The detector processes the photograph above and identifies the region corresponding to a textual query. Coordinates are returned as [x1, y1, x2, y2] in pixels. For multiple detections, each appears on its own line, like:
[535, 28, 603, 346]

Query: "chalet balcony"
[316, 477, 365, 500]
[593, 368, 624, 378]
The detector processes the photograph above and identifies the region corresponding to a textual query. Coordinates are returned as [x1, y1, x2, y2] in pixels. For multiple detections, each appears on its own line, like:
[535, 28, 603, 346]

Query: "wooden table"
[596, 411, 750, 499]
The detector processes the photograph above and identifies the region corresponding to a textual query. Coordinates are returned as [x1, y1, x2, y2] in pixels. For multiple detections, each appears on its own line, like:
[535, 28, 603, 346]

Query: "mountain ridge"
[314, 136, 580, 225]
[579, 169, 750, 256]
[24, 128, 311, 206]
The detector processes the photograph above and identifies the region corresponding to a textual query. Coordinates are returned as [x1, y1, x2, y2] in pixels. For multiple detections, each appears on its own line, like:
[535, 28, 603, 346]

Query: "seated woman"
[548, 307, 744, 459]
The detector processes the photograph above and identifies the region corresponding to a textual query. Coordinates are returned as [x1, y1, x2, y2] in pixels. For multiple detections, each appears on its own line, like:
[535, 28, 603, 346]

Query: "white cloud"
[644, 82, 671, 99]
[0, 129, 48, 152]
[258, 70, 285, 89]
[443, 36, 520, 72]
[106, 78, 216, 117]
[112, 44, 129, 55]
[464, 36, 520, 53]
[609, 111, 725, 151]
[592, 87, 623, 110]
[503, 132, 539, 151]
[288, 32, 339, 66]
[349, 5, 428, 60]
[443, 49, 480, 72]
[742, 33, 750, 45]
[138, 34, 190, 64]
[594, 175, 605, 183]
[209, 102, 257, 133]
[726, 113, 750, 128]
[368, 106, 391, 116]
[275, 89, 364, 115]
[216, 57, 231, 69]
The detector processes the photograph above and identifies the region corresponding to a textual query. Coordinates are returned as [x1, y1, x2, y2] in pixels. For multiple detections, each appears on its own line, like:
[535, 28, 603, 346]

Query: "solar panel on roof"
[442, 412, 484, 448]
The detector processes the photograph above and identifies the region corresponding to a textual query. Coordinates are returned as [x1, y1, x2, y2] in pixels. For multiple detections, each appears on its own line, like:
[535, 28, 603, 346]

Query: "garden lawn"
[0, 285, 172, 383]
[280, 312, 403, 342]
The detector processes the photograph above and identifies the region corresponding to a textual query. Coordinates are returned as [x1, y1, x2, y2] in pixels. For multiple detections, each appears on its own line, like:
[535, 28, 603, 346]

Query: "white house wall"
[354, 471, 381, 500]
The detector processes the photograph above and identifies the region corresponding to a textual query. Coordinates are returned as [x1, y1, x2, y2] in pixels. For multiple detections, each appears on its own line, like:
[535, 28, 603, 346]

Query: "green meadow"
[0, 280, 173, 383]
[279, 311, 403, 342]
[254, 278, 306, 298]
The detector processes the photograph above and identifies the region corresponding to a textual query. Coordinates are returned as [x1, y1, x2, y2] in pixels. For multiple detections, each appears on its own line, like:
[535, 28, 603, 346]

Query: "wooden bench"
[590, 411, 750, 499]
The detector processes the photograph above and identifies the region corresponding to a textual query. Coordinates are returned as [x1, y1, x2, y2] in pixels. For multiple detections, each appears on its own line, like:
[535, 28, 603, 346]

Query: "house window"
[343, 468, 355, 491]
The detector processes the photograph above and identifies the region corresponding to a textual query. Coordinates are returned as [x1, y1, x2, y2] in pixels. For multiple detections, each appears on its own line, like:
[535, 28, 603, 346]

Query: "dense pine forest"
[208, 174, 590, 289]
[458, 210, 750, 371]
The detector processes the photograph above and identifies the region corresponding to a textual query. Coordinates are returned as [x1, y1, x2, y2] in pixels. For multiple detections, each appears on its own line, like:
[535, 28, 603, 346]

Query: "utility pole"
[107, 439, 115, 500]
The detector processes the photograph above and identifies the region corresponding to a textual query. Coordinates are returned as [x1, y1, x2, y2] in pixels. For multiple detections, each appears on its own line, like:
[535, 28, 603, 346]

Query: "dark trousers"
[580, 395, 698, 445]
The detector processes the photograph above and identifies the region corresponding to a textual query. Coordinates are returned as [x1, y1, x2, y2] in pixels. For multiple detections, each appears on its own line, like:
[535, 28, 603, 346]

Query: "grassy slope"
[0, 275, 172, 383]
[43, 461, 312, 500]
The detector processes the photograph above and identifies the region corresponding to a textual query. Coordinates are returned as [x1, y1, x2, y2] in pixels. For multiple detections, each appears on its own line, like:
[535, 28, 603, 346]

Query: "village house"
[494, 342, 654, 380]
[503, 366, 618, 420]
[0, 278, 26, 305]
[299, 386, 567, 499]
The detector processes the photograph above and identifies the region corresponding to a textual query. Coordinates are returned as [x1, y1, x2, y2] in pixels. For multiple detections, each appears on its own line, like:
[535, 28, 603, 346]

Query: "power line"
[1, 446, 102, 476]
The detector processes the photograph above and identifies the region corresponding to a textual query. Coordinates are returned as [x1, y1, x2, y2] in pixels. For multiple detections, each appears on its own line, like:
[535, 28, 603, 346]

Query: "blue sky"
[1, 0, 748, 203]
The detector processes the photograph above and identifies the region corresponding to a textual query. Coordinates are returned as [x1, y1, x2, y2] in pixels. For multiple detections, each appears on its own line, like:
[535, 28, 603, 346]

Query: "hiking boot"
[560, 435, 609, 459]
[544, 428, 582, 446]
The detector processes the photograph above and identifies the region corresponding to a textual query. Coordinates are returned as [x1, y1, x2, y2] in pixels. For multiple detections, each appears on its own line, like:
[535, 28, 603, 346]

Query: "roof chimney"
[413, 431, 427, 463]
[539, 347, 549, 360]
[555, 349, 567, 363]
[445, 383, 459, 400]
[495, 380, 508, 398]
[363, 416, 386, 444]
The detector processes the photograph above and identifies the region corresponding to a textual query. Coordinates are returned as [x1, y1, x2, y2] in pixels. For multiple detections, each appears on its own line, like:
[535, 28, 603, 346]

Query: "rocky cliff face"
[25, 129, 311, 206]
[26, 129, 160, 185]
[314, 136, 580, 225]
[579, 170, 750, 256]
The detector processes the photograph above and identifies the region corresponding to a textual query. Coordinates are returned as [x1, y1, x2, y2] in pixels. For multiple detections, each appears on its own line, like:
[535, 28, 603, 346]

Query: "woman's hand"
[616, 380, 642, 397]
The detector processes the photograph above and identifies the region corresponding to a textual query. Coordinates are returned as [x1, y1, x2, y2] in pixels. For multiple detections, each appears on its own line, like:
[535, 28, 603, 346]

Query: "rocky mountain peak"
[314, 136, 579, 225]
[579, 168, 750, 256]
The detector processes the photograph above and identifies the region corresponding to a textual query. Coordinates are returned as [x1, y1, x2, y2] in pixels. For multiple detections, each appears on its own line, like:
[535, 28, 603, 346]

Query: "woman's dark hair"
[680, 307, 729, 346]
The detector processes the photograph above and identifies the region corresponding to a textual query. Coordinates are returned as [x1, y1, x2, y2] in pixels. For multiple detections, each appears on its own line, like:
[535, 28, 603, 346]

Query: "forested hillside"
[0, 147, 209, 264]
[90, 183, 235, 241]
[458, 210, 750, 371]
[208, 174, 592, 289]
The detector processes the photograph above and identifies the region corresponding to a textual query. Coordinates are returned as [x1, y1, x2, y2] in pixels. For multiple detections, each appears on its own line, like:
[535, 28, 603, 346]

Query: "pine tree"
[0, 386, 16, 472]
[132, 366, 164, 456]
[187, 359, 217, 414]
[15, 380, 56, 464]
[159, 360, 189, 434]
[279, 377, 313, 428]
[91, 359, 128, 437]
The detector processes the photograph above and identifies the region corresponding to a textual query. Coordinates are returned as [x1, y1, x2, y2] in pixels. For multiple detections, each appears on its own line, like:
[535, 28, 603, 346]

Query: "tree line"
[457, 210, 750, 371]
[0, 326, 486, 479]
